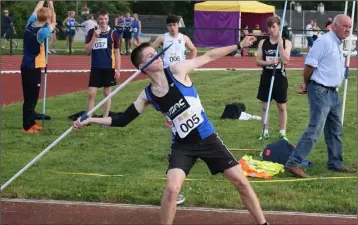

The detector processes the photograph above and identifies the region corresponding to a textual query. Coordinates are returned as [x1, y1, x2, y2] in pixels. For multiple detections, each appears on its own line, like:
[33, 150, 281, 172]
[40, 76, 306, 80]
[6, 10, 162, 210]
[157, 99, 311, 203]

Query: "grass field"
[1, 70, 356, 214]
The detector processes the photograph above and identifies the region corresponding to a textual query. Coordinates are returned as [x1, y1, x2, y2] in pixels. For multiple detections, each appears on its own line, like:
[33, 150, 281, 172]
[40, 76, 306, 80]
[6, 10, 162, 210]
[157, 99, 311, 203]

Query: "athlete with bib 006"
[73, 35, 271, 225]
[151, 15, 197, 128]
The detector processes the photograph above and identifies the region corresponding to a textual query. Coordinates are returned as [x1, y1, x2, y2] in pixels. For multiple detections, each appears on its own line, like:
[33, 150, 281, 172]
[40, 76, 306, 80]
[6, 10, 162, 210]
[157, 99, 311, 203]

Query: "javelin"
[41, 36, 49, 128]
[341, 0, 356, 125]
[1, 43, 173, 191]
[260, 1, 288, 142]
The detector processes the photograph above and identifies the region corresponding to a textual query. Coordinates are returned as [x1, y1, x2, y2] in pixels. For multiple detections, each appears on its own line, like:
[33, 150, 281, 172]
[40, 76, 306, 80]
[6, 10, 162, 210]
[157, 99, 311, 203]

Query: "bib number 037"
[180, 114, 200, 133]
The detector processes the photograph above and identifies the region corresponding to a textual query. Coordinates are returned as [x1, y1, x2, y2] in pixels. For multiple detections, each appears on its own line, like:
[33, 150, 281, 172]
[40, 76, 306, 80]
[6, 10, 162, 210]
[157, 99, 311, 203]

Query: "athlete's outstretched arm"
[171, 36, 256, 76]
[73, 90, 149, 129]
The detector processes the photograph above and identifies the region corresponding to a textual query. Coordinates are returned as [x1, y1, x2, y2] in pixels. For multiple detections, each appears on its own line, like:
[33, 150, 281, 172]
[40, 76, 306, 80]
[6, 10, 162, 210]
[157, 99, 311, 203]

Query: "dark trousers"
[21, 67, 41, 130]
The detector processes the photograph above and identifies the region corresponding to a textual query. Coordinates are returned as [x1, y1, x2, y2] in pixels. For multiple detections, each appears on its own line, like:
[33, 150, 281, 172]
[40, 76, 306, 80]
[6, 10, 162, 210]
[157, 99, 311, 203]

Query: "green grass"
[1, 71, 356, 214]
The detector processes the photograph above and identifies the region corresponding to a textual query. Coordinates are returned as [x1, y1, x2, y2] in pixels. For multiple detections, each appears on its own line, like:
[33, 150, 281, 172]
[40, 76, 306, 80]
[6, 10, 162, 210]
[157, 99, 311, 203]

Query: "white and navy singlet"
[145, 67, 215, 144]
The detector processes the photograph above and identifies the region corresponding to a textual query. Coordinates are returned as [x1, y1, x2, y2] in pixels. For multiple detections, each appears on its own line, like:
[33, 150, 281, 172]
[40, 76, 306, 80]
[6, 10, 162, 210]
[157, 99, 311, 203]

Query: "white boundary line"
[0, 68, 306, 74]
[1, 198, 356, 219]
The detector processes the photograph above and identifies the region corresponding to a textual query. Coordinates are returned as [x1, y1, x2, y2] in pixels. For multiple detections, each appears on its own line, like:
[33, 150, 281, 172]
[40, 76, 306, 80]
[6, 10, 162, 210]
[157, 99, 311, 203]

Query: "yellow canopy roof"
[194, 1, 275, 13]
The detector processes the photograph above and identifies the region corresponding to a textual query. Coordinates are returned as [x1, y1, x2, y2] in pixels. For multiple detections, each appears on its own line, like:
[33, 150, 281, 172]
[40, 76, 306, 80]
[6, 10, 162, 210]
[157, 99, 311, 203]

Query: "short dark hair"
[266, 16, 281, 28]
[166, 15, 180, 24]
[131, 42, 152, 69]
[96, 9, 108, 18]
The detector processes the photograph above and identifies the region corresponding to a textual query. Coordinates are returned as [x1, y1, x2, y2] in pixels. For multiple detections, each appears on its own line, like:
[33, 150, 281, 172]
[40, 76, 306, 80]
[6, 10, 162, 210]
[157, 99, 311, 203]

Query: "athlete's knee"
[277, 103, 286, 113]
[103, 87, 111, 96]
[163, 182, 181, 201]
[261, 103, 268, 112]
[224, 166, 250, 190]
[88, 88, 97, 100]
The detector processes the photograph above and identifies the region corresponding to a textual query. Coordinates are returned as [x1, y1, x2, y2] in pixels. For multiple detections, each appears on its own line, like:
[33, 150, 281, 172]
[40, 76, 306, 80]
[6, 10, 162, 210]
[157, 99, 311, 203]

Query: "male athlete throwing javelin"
[84, 9, 121, 121]
[73, 35, 270, 225]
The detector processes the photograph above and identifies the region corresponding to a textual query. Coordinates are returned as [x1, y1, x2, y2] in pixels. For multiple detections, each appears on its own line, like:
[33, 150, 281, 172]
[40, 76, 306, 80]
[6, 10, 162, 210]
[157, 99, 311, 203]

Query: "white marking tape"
[1, 198, 356, 218]
[0, 68, 305, 74]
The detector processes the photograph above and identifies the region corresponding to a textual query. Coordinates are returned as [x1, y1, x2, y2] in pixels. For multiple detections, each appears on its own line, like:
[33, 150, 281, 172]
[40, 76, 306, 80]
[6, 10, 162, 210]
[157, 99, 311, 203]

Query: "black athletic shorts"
[88, 68, 116, 88]
[257, 72, 288, 104]
[123, 29, 132, 40]
[167, 133, 239, 176]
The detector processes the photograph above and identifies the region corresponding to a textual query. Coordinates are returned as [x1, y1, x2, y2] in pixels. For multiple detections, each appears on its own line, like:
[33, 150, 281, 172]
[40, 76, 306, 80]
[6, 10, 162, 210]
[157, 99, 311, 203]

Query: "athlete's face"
[97, 14, 109, 27]
[140, 47, 163, 72]
[268, 23, 280, 36]
[167, 23, 179, 35]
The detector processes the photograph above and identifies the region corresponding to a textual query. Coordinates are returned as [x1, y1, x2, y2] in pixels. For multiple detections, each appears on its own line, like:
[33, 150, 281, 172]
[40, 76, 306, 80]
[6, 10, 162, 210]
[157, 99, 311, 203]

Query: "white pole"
[341, 0, 356, 125]
[344, 1, 348, 15]
[1, 44, 173, 191]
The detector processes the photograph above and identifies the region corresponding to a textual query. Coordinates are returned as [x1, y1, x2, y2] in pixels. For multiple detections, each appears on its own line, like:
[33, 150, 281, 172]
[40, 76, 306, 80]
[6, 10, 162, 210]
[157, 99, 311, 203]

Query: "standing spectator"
[325, 17, 332, 31]
[48, 24, 58, 53]
[1, 10, 18, 50]
[131, 13, 141, 47]
[312, 20, 320, 41]
[20, 0, 56, 133]
[63, 11, 78, 53]
[285, 15, 357, 178]
[306, 20, 314, 49]
[123, 12, 133, 55]
[81, 14, 97, 43]
[114, 13, 125, 54]
[84, 9, 121, 122]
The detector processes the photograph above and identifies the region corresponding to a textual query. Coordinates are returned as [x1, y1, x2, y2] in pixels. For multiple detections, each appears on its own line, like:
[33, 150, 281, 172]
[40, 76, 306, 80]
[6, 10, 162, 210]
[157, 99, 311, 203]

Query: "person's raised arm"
[47, 1, 56, 31]
[32, 1, 45, 17]
[170, 36, 256, 76]
[84, 27, 101, 53]
[73, 90, 149, 129]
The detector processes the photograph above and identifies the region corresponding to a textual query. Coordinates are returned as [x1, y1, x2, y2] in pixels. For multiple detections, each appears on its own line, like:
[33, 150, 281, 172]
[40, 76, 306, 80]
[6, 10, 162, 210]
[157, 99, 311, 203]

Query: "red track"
[2, 200, 357, 225]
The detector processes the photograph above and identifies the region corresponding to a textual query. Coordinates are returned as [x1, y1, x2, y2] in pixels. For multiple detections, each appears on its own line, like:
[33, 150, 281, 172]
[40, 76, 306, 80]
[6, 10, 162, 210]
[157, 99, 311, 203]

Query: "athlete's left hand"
[240, 36, 257, 48]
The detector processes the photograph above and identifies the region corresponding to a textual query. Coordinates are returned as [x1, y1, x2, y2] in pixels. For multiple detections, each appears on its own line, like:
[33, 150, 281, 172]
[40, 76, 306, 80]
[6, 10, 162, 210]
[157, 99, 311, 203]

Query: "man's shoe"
[329, 167, 357, 173]
[176, 194, 185, 205]
[284, 165, 309, 178]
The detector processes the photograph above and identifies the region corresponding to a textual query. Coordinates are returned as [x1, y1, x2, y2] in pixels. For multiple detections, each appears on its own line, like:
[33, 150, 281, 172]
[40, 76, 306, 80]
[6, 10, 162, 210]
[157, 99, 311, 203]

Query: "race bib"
[172, 107, 204, 138]
[93, 38, 107, 50]
[266, 56, 281, 69]
[168, 52, 181, 63]
[133, 28, 138, 32]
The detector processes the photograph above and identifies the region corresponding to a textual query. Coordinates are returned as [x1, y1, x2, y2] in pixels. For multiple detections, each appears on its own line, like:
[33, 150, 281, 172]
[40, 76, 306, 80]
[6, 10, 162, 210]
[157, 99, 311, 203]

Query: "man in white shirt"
[306, 20, 314, 48]
[285, 15, 357, 178]
[81, 14, 97, 42]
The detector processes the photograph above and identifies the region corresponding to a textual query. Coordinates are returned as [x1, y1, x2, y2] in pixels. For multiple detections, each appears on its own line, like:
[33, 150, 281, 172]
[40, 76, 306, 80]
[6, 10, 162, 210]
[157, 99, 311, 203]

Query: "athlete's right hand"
[73, 117, 90, 130]
[267, 58, 279, 65]
[94, 26, 101, 36]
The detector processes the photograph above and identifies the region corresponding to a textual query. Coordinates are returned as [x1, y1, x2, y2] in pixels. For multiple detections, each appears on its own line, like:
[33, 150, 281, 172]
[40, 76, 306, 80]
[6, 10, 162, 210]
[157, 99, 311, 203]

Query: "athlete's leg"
[223, 165, 267, 225]
[160, 168, 186, 225]
[87, 87, 98, 117]
[277, 103, 288, 138]
[260, 101, 269, 138]
[102, 87, 111, 118]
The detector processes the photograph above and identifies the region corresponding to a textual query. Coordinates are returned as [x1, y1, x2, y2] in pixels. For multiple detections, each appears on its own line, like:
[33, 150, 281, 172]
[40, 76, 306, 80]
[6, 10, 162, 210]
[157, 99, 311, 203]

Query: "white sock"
[280, 130, 286, 134]
[264, 129, 269, 134]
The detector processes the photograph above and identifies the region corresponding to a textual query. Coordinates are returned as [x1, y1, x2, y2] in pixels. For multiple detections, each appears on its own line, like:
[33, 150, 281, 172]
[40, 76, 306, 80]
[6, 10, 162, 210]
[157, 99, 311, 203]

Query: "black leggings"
[21, 67, 41, 130]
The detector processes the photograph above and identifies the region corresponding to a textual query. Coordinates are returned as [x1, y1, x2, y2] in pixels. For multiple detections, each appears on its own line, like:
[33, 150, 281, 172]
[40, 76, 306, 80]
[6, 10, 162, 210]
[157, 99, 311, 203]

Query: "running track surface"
[2, 199, 357, 225]
[1, 55, 357, 106]
[1, 56, 357, 224]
